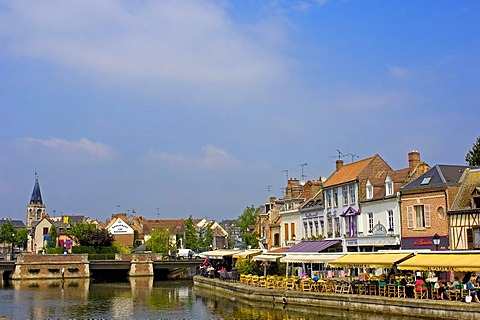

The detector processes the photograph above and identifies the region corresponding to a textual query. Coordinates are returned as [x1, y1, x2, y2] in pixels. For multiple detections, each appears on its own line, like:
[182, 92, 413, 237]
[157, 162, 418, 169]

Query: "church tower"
[26, 172, 45, 228]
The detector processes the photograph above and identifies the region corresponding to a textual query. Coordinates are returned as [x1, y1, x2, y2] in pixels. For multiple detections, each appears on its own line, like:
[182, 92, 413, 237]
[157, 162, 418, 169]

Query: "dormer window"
[366, 180, 373, 200]
[472, 187, 480, 209]
[421, 177, 432, 185]
[385, 175, 393, 197]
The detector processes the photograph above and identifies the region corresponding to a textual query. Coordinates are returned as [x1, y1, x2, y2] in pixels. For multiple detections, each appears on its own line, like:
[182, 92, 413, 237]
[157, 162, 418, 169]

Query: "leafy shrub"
[236, 259, 260, 275]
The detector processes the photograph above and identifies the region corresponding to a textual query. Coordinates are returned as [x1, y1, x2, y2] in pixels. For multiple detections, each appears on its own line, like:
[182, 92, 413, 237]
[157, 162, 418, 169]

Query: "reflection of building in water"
[111, 296, 135, 319]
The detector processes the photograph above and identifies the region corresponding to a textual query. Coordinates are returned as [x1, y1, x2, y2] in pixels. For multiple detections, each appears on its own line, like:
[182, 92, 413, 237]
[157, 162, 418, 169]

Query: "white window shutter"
[407, 206, 414, 229]
[424, 204, 431, 227]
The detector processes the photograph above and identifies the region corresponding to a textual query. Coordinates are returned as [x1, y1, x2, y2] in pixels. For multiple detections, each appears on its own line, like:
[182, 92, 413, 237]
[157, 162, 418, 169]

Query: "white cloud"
[388, 65, 411, 80]
[0, 1, 288, 89]
[23, 137, 115, 161]
[147, 144, 241, 170]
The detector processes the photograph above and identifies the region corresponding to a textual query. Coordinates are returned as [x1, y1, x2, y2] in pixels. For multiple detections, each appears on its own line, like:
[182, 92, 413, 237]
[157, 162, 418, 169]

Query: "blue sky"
[1, 0, 479, 223]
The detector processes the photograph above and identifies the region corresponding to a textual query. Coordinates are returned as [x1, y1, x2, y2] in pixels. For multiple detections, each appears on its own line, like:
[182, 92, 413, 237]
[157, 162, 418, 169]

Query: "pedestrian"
[61, 267, 65, 281]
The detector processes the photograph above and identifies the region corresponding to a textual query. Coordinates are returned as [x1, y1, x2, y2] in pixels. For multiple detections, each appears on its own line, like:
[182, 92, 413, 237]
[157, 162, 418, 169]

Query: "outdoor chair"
[285, 277, 297, 290]
[341, 282, 353, 294]
[387, 284, 396, 297]
[378, 281, 387, 296]
[259, 276, 267, 288]
[357, 283, 367, 295]
[301, 279, 312, 292]
[251, 275, 259, 286]
[266, 276, 276, 289]
[369, 283, 377, 295]
[396, 285, 406, 298]
[414, 284, 428, 299]
[334, 281, 343, 293]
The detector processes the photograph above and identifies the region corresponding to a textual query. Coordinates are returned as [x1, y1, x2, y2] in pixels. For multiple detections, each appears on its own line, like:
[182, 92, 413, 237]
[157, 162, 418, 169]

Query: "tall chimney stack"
[408, 151, 420, 171]
[336, 159, 344, 171]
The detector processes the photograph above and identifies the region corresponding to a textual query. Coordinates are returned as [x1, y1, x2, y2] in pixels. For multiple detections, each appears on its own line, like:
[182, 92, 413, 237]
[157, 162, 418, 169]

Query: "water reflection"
[0, 278, 437, 319]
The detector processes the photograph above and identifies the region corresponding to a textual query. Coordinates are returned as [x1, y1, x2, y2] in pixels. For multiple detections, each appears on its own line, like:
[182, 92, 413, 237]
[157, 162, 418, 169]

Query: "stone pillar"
[129, 254, 154, 277]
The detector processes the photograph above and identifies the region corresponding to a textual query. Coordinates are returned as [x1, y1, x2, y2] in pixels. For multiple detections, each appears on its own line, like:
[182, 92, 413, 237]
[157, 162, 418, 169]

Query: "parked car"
[176, 249, 199, 259]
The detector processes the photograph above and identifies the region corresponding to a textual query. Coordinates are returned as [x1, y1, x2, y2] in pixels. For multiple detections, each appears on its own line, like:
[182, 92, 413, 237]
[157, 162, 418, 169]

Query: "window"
[309, 222, 314, 235]
[314, 221, 319, 235]
[327, 217, 333, 237]
[334, 217, 340, 237]
[366, 180, 373, 200]
[304, 223, 308, 237]
[349, 185, 356, 204]
[388, 210, 394, 231]
[407, 204, 430, 229]
[36, 209, 42, 220]
[284, 223, 289, 240]
[368, 213, 374, 232]
[43, 227, 49, 235]
[326, 191, 332, 208]
[320, 220, 325, 236]
[291, 223, 295, 240]
[343, 186, 349, 205]
[274, 233, 280, 246]
[385, 176, 393, 196]
[333, 189, 338, 207]
[437, 207, 445, 220]
[421, 177, 432, 185]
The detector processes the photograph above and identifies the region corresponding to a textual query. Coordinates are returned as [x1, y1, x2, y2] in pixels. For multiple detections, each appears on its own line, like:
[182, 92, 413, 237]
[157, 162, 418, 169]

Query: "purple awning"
[283, 240, 341, 253]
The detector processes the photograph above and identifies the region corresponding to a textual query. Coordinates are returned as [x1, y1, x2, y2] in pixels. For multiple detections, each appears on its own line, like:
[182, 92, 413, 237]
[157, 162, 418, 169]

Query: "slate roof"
[400, 165, 476, 191]
[282, 240, 341, 253]
[0, 219, 26, 229]
[323, 155, 377, 188]
[301, 189, 324, 209]
[450, 168, 480, 212]
[30, 176, 43, 205]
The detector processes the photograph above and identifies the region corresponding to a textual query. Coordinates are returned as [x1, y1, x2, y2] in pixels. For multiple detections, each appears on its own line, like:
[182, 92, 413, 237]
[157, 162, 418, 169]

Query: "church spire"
[30, 172, 43, 205]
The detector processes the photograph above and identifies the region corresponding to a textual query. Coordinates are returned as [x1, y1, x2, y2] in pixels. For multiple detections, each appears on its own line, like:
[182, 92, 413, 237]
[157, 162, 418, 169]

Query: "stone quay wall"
[12, 254, 89, 280]
[115, 253, 162, 277]
[194, 276, 480, 320]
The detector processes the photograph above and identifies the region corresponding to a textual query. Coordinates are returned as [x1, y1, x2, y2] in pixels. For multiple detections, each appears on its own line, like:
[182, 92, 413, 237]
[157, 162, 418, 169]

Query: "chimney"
[336, 160, 344, 171]
[408, 151, 420, 171]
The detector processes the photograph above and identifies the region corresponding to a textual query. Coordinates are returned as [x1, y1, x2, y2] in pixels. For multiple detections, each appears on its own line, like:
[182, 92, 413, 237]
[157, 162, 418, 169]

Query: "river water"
[0, 278, 426, 320]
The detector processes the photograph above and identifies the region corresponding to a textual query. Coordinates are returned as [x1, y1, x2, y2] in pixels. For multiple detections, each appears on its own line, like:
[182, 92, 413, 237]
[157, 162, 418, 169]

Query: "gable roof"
[450, 168, 480, 212]
[401, 165, 476, 191]
[323, 155, 377, 188]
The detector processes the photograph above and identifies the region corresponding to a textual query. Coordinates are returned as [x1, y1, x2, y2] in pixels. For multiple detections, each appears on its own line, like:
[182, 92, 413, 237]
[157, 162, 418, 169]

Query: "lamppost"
[11, 232, 15, 261]
[432, 233, 440, 251]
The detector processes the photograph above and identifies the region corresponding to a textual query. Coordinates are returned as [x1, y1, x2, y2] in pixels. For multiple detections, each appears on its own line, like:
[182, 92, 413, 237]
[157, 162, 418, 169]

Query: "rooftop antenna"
[157, 207, 160, 220]
[266, 185, 273, 192]
[348, 153, 359, 162]
[298, 163, 308, 184]
[281, 169, 289, 181]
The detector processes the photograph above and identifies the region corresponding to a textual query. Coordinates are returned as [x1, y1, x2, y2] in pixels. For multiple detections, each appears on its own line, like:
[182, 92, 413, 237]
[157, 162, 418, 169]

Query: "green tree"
[0, 222, 16, 244]
[184, 215, 200, 251]
[201, 227, 214, 251]
[148, 229, 173, 257]
[237, 205, 259, 249]
[48, 226, 58, 248]
[14, 229, 29, 250]
[69, 223, 113, 247]
[466, 136, 480, 166]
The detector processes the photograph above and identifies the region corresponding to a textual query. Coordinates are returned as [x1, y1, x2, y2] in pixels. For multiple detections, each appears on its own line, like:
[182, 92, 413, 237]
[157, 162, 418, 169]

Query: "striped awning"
[397, 253, 480, 272]
[329, 252, 413, 268]
[280, 253, 344, 264]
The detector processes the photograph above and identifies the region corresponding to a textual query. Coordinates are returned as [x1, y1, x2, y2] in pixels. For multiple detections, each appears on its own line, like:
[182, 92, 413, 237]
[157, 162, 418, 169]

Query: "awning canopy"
[280, 253, 344, 264]
[232, 249, 263, 259]
[397, 253, 480, 272]
[282, 240, 341, 253]
[253, 254, 285, 262]
[199, 249, 239, 259]
[329, 252, 413, 268]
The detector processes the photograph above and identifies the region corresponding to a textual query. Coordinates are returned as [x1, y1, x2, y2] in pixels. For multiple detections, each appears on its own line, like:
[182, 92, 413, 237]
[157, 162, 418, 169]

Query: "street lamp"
[432, 233, 440, 251]
[11, 233, 15, 261]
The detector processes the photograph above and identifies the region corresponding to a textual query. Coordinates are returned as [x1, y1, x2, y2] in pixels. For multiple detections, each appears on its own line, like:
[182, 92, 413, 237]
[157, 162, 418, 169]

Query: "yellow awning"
[397, 253, 480, 272]
[232, 249, 263, 259]
[253, 254, 284, 262]
[329, 252, 413, 268]
[280, 253, 344, 264]
[199, 249, 239, 258]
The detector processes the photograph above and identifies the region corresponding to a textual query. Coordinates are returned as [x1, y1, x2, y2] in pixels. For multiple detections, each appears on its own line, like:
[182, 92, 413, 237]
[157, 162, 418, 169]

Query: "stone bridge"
[0, 254, 200, 281]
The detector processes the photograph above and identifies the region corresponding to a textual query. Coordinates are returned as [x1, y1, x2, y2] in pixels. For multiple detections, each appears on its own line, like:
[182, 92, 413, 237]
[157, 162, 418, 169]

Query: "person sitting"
[467, 276, 480, 303]
[415, 277, 427, 293]
[436, 281, 447, 300]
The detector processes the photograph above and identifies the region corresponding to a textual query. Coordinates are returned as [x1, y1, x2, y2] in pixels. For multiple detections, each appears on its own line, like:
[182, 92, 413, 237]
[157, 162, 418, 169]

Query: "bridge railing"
[88, 254, 116, 260]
